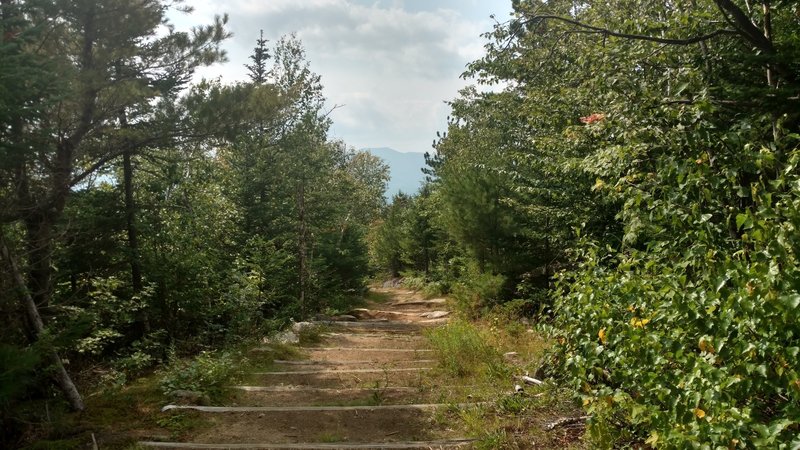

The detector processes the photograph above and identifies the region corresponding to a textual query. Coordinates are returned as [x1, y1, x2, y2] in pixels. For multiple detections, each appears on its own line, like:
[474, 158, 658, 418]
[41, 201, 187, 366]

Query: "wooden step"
[162, 403, 475, 413]
[231, 385, 420, 393]
[228, 386, 477, 408]
[247, 367, 430, 389]
[274, 360, 436, 366]
[300, 347, 433, 353]
[311, 333, 429, 350]
[138, 438, 475, 449]
[312, 321, 424, 331]
[149, 408, 477, 448]
[254, 367, 431, 376]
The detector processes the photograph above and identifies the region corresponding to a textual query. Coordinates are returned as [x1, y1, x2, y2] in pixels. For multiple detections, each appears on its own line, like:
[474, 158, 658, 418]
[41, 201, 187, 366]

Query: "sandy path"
[139, 287, 475, 449]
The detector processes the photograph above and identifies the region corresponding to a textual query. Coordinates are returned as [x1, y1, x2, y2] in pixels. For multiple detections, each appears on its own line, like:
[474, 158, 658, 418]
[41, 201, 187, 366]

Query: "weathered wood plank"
[161, 403, 477, 413]
[138, 438, 476, 449]
[253, 367, 432, 375]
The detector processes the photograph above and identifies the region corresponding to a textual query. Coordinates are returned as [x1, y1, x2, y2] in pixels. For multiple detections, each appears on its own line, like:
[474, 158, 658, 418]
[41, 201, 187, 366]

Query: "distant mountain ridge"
[363, 147, 428, 199]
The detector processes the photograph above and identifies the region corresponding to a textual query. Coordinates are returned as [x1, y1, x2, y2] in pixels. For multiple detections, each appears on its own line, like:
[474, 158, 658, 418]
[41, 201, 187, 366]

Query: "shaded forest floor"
[25, 286, 584, 449]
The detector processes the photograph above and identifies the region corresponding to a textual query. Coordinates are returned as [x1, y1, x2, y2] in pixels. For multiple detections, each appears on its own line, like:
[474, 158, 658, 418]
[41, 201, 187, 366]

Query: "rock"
[348, 308, 373, 319]
[273, 330, 299, 344]
[331, 314, 358, 322]
[420, 311, 450, 319]
[514, 384, 524, 393]
[170, 390, 210, 406]
[291, 321, 315, 334]
[381, 278, 402, 288]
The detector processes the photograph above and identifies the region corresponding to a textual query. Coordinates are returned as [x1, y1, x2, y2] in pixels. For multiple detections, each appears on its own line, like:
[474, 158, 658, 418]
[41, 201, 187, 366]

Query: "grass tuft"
[425, 320, 503, 378]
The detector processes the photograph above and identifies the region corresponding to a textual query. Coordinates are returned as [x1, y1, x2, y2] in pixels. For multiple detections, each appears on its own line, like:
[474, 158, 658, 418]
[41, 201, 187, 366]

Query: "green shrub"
[421, 281, 447, 298]
[554, 149, 800, 447]
[451, 272, 506, 317]
[159, 351, 243, 399]
[426, 320, 503, 378]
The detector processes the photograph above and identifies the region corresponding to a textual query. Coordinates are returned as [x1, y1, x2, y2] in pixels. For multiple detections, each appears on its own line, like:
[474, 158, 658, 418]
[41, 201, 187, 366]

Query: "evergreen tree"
[0, 0, 228, 411]
[245, 29, 270, 84]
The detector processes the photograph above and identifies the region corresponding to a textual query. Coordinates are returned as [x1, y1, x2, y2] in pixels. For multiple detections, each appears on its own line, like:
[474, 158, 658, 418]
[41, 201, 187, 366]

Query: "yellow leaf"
[592, 178, 605, 191]
[694, 408, 706, 419]
[630, 317, 650, 328]
[598, 328, 607, 344]
[699, 338, 715, 354]
[645, 432, 659, 445]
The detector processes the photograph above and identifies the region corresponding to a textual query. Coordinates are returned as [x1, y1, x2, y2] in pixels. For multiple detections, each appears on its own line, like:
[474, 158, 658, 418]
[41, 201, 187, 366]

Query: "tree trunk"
[24, 213, 53, 313]
[120, 126, 143, 294]
[0, 233, 85, 411]
[117, 105, 150, 332]
[123, 148, 151, 333]
[297, 179, 308, 315]
[761, 0, 780, 144]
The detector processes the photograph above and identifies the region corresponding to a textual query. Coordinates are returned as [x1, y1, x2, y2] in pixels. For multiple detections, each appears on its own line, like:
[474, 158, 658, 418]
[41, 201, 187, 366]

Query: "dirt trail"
[139, 287, 474, 449]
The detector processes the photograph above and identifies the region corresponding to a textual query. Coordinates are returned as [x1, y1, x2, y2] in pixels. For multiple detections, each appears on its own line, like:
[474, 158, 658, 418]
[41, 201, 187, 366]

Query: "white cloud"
[169, 0, 511, 153]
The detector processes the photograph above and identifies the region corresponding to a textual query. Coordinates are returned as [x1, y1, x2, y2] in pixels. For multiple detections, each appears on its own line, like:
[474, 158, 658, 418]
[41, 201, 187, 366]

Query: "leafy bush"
[421, 281, 447, 298]
[159, 351, 243, 398]
[553, 148, 800, 447]
[0, 345, 40, 406]
[451, 272, 506, 317]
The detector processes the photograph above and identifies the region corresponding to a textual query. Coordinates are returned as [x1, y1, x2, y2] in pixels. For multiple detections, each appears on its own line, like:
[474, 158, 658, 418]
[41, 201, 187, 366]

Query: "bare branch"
[713, 0, 774, 54]
[522, 14, 738, 45]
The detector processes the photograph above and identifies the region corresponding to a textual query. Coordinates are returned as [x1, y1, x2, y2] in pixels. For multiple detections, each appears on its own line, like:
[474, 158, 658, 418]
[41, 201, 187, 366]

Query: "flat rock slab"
[138, 439, 476, 449]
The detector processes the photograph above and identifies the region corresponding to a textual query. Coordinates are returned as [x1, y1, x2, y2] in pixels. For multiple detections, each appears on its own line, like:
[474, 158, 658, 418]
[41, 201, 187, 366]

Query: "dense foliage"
[370, 0, 800, 446]
[3, 0, 799, 447]
[0, 1, 386, 444]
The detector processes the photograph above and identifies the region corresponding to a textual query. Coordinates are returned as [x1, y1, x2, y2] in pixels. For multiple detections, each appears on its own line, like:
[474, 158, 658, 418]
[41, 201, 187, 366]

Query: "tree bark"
[121, 131, 143, 293]
[0, 233, 85, 411]
[297, 178, 308, 315]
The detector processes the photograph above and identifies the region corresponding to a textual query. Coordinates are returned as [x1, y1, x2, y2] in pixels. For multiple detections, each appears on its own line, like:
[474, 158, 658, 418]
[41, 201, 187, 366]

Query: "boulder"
[331, 314, 358, 322]
[381, 278, 402, 288]
[291, 321, 316, 334]
[170, 390, 210, 405]
[420, 310, 450, 319]
[273, 330, 299, 344]
[348, 308, 373, 319]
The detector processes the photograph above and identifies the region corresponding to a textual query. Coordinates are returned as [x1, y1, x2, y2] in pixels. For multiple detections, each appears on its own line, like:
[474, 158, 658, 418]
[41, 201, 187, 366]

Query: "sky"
[169, 0, 513, 153]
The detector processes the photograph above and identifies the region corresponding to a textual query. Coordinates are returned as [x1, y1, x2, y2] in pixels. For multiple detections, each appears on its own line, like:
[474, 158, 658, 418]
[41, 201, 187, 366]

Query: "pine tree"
[245, 29, 269, 84]
[0, 0, 228, 411]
